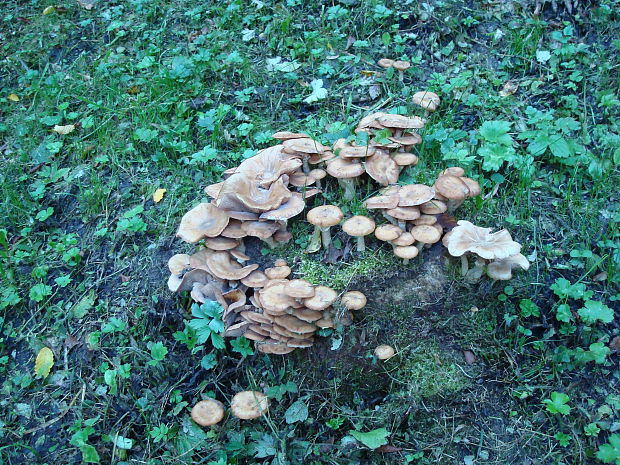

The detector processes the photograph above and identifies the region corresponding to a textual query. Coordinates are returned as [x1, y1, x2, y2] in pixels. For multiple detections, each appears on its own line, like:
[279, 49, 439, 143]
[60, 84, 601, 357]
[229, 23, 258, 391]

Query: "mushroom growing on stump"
[434, 174, 480, 213]
[191, 399, 225, 427]
[230, 391, 270, 420]
[306, 205, 344, 250]
[410, 224, 442, 255]
[342, 216, 376, 252]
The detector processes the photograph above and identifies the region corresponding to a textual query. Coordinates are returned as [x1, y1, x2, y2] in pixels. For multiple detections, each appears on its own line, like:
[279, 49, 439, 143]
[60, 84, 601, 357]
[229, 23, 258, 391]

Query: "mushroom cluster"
[169, 91, 530, 357]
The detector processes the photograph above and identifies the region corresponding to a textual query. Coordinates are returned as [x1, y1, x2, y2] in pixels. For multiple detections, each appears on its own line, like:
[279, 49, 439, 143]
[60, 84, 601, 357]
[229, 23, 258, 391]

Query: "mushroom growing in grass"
[486, 253, 530, 280]
[374, 344, 395, 360]
[306, 205, 344, 250]
[392, 60, 411, 81]
[191, 399, 225, 427]
[412, 91, 441, 116]
[342, 216, 376, 252]
[230, 391, 270, 420]
[393, 245, 419, 264]
[326, 157, 365, 201]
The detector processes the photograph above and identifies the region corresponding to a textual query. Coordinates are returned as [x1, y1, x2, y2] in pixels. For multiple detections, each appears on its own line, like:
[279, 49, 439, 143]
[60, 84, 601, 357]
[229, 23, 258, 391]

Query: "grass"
[1, 0, 619, 464]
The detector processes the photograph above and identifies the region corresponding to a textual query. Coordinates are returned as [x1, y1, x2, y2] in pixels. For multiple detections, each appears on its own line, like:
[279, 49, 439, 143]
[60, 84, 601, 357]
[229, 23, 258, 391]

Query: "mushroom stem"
[320, 227, 333, 249]
[382, 211, 398, 226]
[402, 258, 410, 265]
[315, 178, 322, 190]
[262, 237, 278, 249]
[302, 156, 310, 174]
[337, 179, 356, 201]
[398, 70, 404, 82]
[306, 227, 322, 253]
[447, 199, 465, 213]
[356, 236, 366, 253]
[414, 241, 424, 258]
[460, 255, 469, 276]
[397, 220, 406, 231]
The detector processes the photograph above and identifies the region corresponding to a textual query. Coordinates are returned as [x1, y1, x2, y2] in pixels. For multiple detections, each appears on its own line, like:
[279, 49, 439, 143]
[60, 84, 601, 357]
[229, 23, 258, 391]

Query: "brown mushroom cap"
[292, 308, 323, 323]
[230, 391, 270, 419]
[410, 225, 442, 244]
[378, 58, 395, 68]
[207, 251, 258, 280]
[204, 236, 240, 251]
[282, 137, 327, 154]
[274, 229, 293, 244]
[191, 399, 225, 427]
[339, 146, 376, 159]
[284, 279, 316, 299]
[376, 114, 425, 129]
[168, 254, 191, 275]
[241, 221, 280, 239]
[256, 340, 296, 354]
[342, 216, 376, 237]
[272, 131, 310, 140]
[307, 205, 344, 228]
[392, 152, 419, 166]
[286, 338, 314, 348]
[304, 285, 337, 310]
[412, 91, 440, 111]
[413, 214, 438, 225]
[420, 200, 448, 215]
[315, 315, 335, 329]
[374, 344, 396, 360]
[374, 224, 403, 241]
[341, 291, 367, 311]
[259, 193, 306, 222]
[364, 194, 400, 210]
[308, 168, 327, 180]
[177, 202, 230, 243]
[264, 265, 292, 280]
[393, 245, 420, 260]
[220, 219, 247, 239]
[241, 311, 273, 325]
[364, 150, 400, 186]
[274, 315, 316, 334]
[398, 184, 436, 207]
[388, 134, 422, 146]
[392, 60, 411, 71]
[439, 167, 465, 177]
[259, 279, 296, 312]
[434, 175, 472, 200]
[385, 206, 421, 221]
[240, 270, 269, 288]
[326, 157, 366, 179]
[390, 231, 415, 246]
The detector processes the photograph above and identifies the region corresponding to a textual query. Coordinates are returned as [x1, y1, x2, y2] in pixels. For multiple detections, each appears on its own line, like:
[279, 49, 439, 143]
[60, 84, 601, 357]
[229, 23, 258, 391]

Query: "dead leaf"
[610, 336, 620, 352]
[42, 6, 56, 15]
[463, 350, 476, 365]
[361, 70, 377, 77]
[120, 274, 130, 283]
[499, 80, 519, 97]
[345, 36, 356, 50]
[8, 93, 20, 102]
[34, 347, 54, 379]
[592, 271, 607, 282]
[64, 335, 80, 350]
[127, 85, 140, 94]
[53, 124, 75, 135]
[76, 0, 94, 9]
[153, 188, 166, 203]
[375, 445, 402, 453]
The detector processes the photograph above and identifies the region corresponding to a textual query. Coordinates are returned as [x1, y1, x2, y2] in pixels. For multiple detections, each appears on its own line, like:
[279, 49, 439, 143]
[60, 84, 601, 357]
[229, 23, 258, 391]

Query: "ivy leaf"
[349, 428, 390, 449]
[285, 400, 309, 424]
[34, 347, 55, 379]
[578, 300, 614, 325]
[543, 392, 571, 415]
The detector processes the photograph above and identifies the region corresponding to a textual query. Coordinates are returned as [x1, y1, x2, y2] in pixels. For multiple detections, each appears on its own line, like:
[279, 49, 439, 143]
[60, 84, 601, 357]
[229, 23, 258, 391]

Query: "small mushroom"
[412, 91, 441, 113]
[342, 216, 376, 252]
[378, 58, 395, 68]
[230, 391, 270, 419]
[393, 245, 419, 264]
[374, 344, 395, 360]
[341, 291, 367, 311]
[326, 157, 365, 201]
[191, 399, 225, 427]
[392, 60, 411, 81]
[306, 205, 344, 250]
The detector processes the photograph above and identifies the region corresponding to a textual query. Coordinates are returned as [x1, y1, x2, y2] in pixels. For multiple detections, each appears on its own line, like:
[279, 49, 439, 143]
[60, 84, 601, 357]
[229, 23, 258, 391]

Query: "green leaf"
[80, 444, 101, 463]
[596, 434, 620, 464]
[349, 428, 390, 449]
[200, 352, 217, 370]
[479, 120, 513, 145]
[29, 283, 52, 302]
[519, 299, 540, 318]
[587, 342, 610, 364]
[285, 400, 309, 424]
[113, 435, 133, 450]
[266, 382, 298, 401]
[231, 337, 254, 356]
[556, 304, 573, 322]
[34, 347, 54, 379]
[578, 300, 614, 325]
[149, 342, 168, 362]
[543, 392, 571, 415]
[549, 137, 572, 158]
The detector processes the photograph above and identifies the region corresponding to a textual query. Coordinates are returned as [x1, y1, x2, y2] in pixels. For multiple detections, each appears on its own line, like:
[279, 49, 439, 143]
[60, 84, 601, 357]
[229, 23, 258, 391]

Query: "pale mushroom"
[393, 245, 419, 264]
[230, 391, 270, 419]
[326, 157, 365, 201]
[341, 291, 367, 311]
[191, 399, 225, 427]
[486, 253, 530, 280]
[306, 205, 344, 250]
[177, 202, 230, 243]
[342, 216, 376, 252]
[374, 344, 395, 360]
[412, 91, 441, 112]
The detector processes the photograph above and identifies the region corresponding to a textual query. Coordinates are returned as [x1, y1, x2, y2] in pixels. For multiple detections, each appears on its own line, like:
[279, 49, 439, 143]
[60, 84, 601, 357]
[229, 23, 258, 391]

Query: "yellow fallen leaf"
[499, 80, 519, 97]
[53, 124, 76, 135]
[34, 347, 54, 379]
[42, 5, 56, 15]
[153, 188, 167, 203]
[8, 93, 20, 102]
[76, 0, 94, 9]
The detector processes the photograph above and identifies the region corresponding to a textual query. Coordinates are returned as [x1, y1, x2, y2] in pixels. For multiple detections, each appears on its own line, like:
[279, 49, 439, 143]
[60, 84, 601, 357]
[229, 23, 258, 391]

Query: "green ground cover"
[0, 0, 619, 464]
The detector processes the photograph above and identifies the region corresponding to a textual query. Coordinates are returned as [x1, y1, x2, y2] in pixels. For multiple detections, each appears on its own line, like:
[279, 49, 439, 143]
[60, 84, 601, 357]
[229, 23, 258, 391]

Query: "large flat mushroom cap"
[191, 399, 225, 427]
[282, 137, 327, 154]
[284, 279, 316, 299]
[341, 291, 367, 311]
[204, 237, 240, 251]
[398, 184, 436, 207]
[240, 270, 269, 288]
[177, 202, 230, 243]
[326, 157, 366, 179]
[363, 194, 400, 210]
[386, 206, 421, 221]
[206, 251, 259, 280]
[420, 199, 448, 215]
[230, 391, 270, 419]
[412, 91, 441, 111]
[235, 145, 302, 187]
[377, 114, 425, 129]
[356, 112, 390, 131]
[365, 150, 400, 186]
[411, 225, 442, 244]
[342, 215, 376, 237]
[374, 224, 403, 241]
[259, 280, 296, 312]
[392, 152, 419, 166]
[303, 286, 337, 310]
[241, 220, 280, 239]
[217, 173, 292, 213]
[445, 220, 522, 260]
[221, 219, 249, 239]
[339, 146, 376, 158]
[307, 205, 344, 228]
